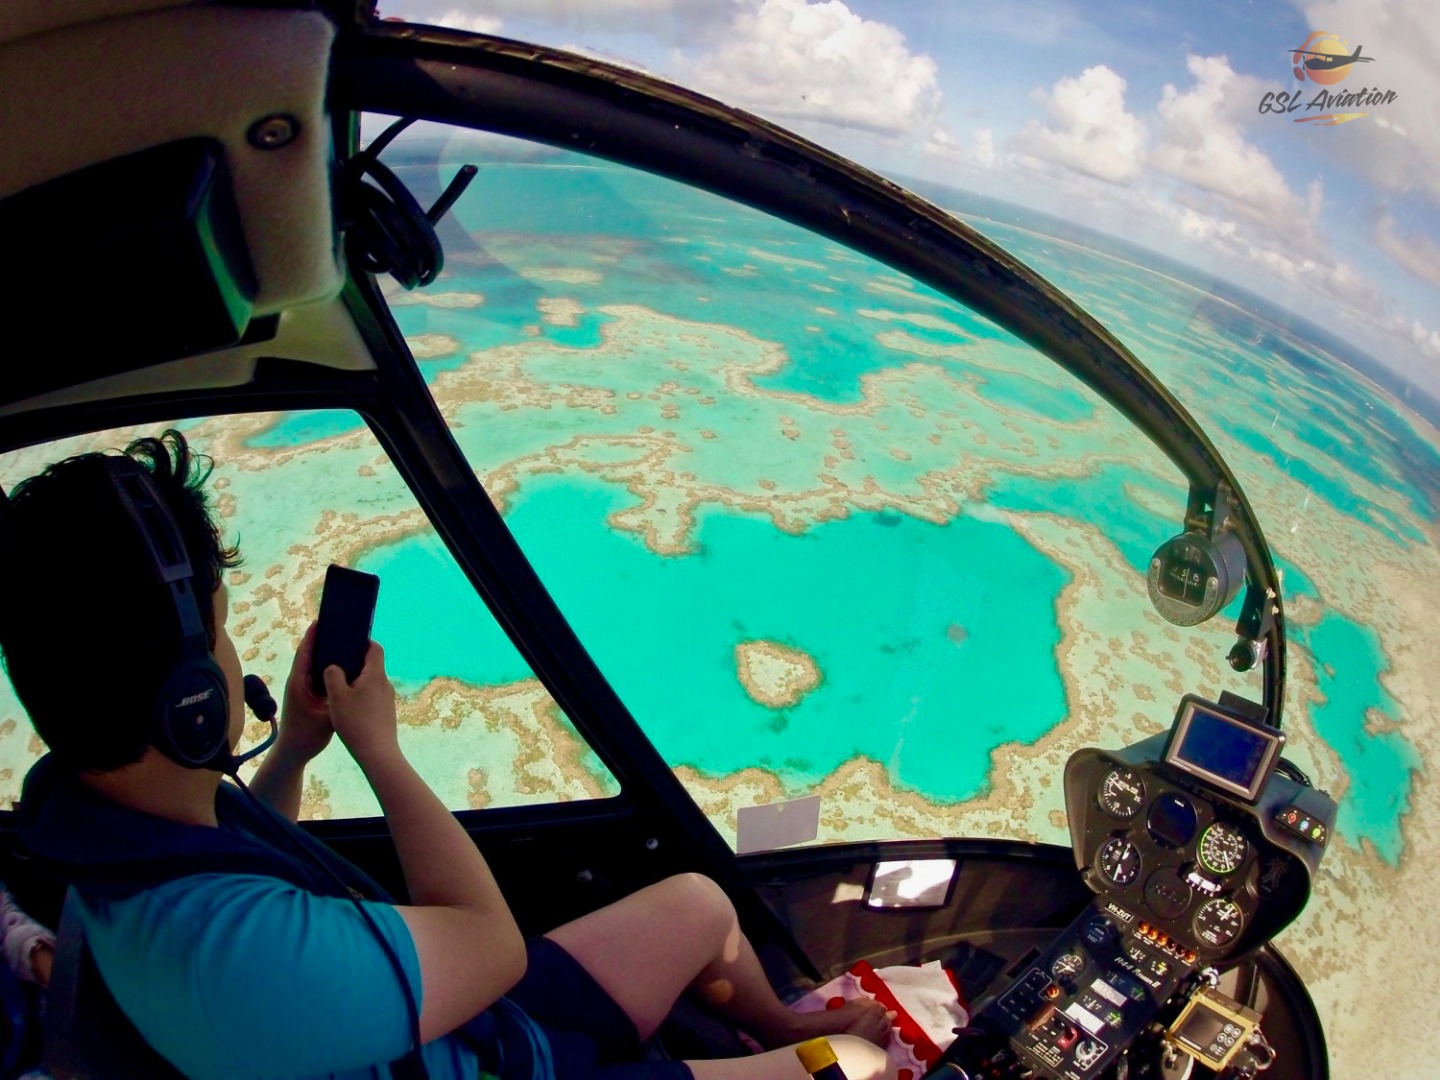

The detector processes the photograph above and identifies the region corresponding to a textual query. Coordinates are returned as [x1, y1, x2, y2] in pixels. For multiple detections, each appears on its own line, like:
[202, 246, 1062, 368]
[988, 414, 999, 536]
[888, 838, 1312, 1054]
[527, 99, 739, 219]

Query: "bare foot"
[780, 999, 895, 1049]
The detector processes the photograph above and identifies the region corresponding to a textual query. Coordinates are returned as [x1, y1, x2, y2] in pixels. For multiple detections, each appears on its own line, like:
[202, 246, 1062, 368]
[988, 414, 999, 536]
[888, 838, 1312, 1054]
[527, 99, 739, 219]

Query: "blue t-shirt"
[75, 873, 482, 1079]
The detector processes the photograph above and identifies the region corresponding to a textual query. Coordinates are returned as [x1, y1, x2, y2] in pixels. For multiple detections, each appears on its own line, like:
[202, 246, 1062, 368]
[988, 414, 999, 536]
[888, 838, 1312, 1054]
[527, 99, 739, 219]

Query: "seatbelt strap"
[41, 891, 86, 1080]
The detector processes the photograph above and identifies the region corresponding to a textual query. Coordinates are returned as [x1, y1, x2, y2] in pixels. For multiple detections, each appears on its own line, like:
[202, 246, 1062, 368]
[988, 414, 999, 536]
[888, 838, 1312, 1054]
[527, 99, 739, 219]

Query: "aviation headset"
[0, 456, 242, 770]
[102, 457, 239, 770]
[344, 116, 477, 291]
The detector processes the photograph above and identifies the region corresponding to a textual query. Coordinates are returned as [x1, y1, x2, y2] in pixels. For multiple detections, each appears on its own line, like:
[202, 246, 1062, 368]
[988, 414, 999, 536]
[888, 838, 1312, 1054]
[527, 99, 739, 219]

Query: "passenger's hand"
[325, 640, 400, 767]
[278, 622, 334, 761]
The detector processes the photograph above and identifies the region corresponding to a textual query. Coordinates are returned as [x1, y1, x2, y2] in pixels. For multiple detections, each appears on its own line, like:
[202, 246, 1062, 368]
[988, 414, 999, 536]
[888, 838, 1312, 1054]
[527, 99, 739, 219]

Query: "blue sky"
[388, 0, 1440, 401]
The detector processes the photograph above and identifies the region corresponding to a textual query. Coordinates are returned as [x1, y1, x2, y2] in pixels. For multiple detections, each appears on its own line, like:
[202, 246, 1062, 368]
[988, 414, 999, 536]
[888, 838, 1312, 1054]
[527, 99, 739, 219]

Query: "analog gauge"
[1097, 836, 1142, 887]
[1193, 898, 1244, 949]
[1197, 822, 1248, 876]
[1098, 767, 1145, 819]
[1051, 953, 1085, 981]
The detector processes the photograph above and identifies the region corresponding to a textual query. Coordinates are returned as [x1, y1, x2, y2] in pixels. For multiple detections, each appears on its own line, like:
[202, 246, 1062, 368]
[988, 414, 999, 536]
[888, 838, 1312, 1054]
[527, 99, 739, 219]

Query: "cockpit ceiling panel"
[0, 298, 377, 421]
[0, 5, 341, 315]
[0, 1, 194, 47]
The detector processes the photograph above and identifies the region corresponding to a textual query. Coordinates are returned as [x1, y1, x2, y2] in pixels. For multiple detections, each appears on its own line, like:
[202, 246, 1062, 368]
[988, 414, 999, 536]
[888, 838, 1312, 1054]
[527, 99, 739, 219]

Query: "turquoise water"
[416, 158, 1023, 407]
[248, 410, 367, 448]
[974, 373, 1095, 424]
[1294, 615, 1417, 865]
[1275, 555, 1318, 602]
[362, 473, 1069, 802]
[1228, 419, 1425, 546]
[988, 464, 1183, 574]
[974, 215, 1436, 536]
[251, 153, 1422, 857]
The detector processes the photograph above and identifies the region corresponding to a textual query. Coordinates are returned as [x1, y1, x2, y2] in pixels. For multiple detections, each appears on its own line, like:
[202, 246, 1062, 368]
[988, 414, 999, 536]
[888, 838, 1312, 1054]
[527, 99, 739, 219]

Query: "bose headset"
[102, 456, 273, 771]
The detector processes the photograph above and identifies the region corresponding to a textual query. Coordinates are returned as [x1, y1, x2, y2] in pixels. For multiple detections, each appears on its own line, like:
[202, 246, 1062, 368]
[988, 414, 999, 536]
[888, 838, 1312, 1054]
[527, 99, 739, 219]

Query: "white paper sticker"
[736, 794, 822, 854]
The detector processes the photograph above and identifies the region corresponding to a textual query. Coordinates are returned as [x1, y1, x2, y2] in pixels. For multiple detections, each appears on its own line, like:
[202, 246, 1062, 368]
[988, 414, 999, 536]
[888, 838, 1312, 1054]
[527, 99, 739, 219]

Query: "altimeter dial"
[1197, 822, 1248, 876]
[1098, 767, 1145, 819]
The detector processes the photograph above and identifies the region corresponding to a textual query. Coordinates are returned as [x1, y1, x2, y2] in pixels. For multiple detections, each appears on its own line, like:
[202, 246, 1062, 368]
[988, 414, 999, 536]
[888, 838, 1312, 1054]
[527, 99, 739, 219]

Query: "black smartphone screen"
[310, 565, 380, 695]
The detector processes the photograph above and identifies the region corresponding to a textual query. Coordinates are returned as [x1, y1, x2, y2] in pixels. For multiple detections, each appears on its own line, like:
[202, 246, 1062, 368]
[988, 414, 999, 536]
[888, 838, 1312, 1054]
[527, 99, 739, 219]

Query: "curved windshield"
[379, 6, 1436, 1074]
[357, 122, 1265, 852]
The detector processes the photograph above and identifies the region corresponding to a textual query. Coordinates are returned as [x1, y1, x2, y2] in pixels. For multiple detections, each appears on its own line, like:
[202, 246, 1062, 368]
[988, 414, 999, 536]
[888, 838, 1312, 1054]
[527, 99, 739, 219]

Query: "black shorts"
[505, 936, 695, 1080]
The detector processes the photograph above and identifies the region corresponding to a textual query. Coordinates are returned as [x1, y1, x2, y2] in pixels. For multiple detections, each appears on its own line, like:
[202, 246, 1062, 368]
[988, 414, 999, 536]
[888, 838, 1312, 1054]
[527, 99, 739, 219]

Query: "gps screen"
[1166, 701, 1280, 799]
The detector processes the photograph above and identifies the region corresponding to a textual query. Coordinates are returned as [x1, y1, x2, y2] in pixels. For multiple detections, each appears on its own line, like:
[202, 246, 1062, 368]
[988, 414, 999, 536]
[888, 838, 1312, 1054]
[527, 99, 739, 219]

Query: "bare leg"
[544, 873, 891, 1047]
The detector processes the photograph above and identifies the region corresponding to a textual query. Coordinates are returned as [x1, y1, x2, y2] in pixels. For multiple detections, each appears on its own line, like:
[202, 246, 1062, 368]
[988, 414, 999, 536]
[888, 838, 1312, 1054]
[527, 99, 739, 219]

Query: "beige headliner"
[0, 2, 381, 422]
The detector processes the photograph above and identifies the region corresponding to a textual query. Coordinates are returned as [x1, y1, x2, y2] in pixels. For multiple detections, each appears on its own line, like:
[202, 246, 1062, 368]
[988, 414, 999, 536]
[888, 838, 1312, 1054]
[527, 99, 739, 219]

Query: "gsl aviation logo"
[1258, 31, 1398, 126]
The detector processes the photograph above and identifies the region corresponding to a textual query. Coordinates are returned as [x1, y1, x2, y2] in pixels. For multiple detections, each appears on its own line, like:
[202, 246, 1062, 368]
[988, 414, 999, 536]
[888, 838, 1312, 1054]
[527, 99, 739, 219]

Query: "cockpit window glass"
[394, 124, 1266, 850]
[0, 413, 619, 818]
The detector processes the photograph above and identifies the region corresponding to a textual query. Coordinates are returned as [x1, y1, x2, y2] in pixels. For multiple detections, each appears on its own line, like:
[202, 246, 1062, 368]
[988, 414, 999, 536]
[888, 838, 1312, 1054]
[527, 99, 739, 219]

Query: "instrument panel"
[1092, 763, 1255, 955]
[1066, 745, 1322, 966]
[942, 704, 1334, 1080]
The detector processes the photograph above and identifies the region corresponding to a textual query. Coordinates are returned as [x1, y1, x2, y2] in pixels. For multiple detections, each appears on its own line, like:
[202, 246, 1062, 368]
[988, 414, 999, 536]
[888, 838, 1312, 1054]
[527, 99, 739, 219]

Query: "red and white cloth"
[790, 960, 969, 1079]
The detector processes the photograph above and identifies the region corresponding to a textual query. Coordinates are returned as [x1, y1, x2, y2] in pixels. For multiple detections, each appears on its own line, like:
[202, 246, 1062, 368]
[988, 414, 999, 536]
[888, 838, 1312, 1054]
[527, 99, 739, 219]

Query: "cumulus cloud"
[1150, 197, 1382, 311]
[1149, 55, 1309, 229]
[390, 2, 960, 147]
[1375, 215, 1440, 288]
[677, 0, 942, 134]
[1010, 66, 1146, 183]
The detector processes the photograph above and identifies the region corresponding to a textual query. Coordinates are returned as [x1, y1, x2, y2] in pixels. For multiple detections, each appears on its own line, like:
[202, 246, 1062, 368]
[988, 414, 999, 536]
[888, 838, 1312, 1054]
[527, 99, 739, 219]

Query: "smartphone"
[310, 565, 381, 695]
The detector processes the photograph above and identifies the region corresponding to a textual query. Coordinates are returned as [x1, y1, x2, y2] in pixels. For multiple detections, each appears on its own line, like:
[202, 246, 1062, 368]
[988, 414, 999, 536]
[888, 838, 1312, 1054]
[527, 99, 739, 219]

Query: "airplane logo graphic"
[1290, 32, 1374, 85]
[1291, 45, 1374, 73]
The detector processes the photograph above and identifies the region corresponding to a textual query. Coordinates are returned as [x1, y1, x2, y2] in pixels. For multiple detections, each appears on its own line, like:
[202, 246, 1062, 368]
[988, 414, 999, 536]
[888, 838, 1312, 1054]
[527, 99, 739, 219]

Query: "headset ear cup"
[157, 658, 232, 769]
[347, 158, 444, 290]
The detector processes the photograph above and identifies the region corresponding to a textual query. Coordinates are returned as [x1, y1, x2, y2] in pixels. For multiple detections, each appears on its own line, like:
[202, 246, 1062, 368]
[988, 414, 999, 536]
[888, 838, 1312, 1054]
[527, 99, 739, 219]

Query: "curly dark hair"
[0, 430, 242, 771]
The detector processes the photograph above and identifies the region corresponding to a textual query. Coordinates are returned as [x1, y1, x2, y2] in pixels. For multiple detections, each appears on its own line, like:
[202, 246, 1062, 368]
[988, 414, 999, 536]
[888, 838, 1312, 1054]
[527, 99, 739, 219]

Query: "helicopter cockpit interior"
[8, 1, 1422, 1078]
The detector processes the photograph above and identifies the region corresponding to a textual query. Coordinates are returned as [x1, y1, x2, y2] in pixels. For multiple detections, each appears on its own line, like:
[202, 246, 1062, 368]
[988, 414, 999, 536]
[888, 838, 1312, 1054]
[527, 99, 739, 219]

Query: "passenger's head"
[0, 430, 242, 772]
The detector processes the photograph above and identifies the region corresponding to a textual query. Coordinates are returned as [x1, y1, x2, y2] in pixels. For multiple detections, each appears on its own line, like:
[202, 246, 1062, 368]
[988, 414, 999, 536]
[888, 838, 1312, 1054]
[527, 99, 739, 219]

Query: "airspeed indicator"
[1198, 822, 1248, 876]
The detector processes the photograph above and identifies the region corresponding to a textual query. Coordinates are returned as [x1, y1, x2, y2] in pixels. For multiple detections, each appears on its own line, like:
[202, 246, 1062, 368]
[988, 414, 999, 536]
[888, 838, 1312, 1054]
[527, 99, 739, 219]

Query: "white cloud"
[1149, 55, 1308, 229]
[677, 0, 942, 135]
[1010, 66, 1146, 183]
[973, 129, 998, 170]
[1299, 0, 1440, 201]
[426, 8, 504, 34]
[1405, 319, 1440, 356]
[394, 2, 962, 151]
[923, 127, 964, 162]
[1375, 215, 1440, 287]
